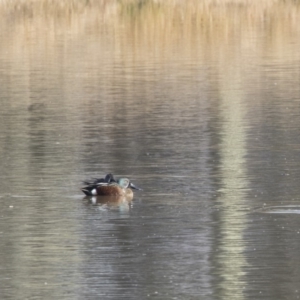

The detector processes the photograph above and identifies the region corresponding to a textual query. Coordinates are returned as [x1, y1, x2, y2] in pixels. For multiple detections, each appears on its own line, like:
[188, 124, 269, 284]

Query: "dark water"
[1, 1, 300, 299]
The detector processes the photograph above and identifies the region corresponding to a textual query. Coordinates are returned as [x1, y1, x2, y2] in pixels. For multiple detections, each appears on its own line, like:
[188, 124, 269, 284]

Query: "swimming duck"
[81, 174, 141, 197]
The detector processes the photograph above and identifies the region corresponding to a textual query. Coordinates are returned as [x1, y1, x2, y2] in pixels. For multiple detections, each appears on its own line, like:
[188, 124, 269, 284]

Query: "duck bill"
[129, 182, 142, 191]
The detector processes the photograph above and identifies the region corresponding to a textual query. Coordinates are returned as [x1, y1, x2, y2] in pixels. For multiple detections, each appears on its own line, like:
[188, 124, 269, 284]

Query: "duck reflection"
[84, 194, 133, 211]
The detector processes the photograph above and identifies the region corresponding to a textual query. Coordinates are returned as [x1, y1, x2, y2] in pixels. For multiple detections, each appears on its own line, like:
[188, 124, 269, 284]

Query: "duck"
[82, 173, 115, 186]
[81, 174, 141, 197]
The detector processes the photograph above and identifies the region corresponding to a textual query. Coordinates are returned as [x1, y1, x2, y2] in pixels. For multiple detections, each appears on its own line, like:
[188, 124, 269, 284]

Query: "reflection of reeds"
[0, 0, 299, 110]
[1, 0, 299, 55]
[0, 1, 298, 37]
[0, 0, 299, 112]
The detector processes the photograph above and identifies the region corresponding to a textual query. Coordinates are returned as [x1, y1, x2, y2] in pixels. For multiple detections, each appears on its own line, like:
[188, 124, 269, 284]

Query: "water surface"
[0, 1, 300, 299]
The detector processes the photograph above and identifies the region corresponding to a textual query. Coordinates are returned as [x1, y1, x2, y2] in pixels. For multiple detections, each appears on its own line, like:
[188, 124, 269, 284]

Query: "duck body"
[81, 174, 141, 197]
[82, 173, 115, 186]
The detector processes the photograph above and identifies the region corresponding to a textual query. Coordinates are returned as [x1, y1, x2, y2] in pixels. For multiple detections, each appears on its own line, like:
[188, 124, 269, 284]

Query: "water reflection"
[84, 195, 133, 213]
[0, 1, 300, 299]
[212, 64, 248, 299]
[257, 205, 300, 214]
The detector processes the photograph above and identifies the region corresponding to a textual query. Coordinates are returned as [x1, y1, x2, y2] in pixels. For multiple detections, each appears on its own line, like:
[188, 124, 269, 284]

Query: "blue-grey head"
[117, 178, 142, 190]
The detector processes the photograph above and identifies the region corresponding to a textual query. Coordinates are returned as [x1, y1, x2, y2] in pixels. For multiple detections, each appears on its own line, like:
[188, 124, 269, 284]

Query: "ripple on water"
[257, 205, 300, 214]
